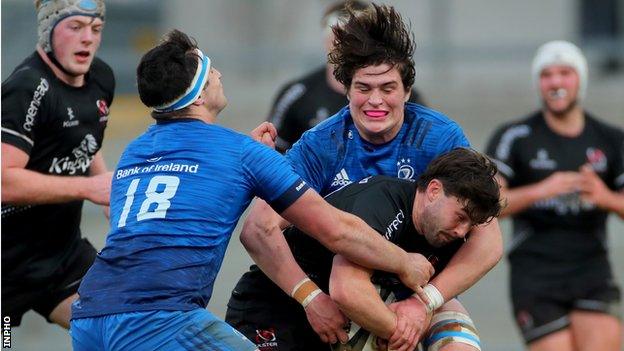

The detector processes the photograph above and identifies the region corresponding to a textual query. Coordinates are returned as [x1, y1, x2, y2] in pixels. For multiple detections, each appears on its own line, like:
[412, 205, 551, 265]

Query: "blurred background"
[2, 0, 623, 350]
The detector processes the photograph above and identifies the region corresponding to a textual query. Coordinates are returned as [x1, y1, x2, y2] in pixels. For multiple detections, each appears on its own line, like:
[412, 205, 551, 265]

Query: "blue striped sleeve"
[241, 138, 310, 213]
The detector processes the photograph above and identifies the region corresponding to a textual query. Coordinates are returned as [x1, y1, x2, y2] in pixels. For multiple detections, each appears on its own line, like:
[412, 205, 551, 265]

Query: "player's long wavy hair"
[137, 29, 201, 118]
[328, 3, 415, 91]
[417, 148, 503, 225]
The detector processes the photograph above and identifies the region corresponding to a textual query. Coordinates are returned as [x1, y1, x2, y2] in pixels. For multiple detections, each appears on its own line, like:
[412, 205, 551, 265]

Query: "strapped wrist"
[291, 277, 322, 308]
[415, 284, 445, 313]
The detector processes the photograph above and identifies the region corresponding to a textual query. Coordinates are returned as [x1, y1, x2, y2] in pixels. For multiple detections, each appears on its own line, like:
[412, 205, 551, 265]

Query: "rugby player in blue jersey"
[69, 29, 435, 351]
[227, 3, 503, 350]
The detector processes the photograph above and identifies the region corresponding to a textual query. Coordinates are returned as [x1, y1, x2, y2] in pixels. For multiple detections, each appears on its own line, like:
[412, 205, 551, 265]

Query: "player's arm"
[1, 143, 110, 205]
[427, 219, 503, 303]
[579, 164, 624, 219]
[240, 199, 348, 344]
[279, 189, 431, 294]
[497, 172, 582, 217]
[267, 83, 304, 153]
[330, 255, 420, 351]
[329, 255, 395, 338]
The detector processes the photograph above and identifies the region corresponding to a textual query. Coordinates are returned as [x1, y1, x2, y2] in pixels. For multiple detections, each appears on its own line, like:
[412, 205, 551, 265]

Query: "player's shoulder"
[491, 111, 540, 138]
[585, 112, 624, 139]
[299, 107, 349, 140]
[338, 175, 414, 198]
[2, 53, 51, 92]
[88, 57, 115, 92]
[406, 103, 458, 126]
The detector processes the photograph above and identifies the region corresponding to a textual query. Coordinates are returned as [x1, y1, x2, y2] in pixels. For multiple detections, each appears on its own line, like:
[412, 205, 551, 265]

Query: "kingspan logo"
[23, 78, 49, 131]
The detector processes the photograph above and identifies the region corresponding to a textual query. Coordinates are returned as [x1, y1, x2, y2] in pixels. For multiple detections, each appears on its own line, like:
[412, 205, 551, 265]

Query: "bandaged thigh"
[422, 311, 481, 351]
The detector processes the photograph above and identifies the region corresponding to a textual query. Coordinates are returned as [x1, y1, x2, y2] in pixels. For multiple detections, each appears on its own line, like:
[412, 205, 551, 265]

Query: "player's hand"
[387, 296, 431, 349]
[250, 122, 278, 149]
[386, 304, 419, 351]
[85, 171, 112, 205]
[304, 292, 349, 344]
[579, 164, 610, 208]
[397, 253, 434, 303]
[538, 171, 581, 199]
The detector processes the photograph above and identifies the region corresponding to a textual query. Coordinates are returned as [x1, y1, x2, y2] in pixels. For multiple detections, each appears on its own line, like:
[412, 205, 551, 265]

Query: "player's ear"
[426, 179, 443, 200]
[404, 87, 412, 102]
[192, 94, 205, 106]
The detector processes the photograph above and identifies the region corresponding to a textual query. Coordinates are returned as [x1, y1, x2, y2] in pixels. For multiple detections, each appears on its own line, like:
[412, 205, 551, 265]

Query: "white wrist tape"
[301, 289, 323, 308]
[291, 278, 312, 298]
[291, 277, 322, 308]
[422, 284, 444, 313]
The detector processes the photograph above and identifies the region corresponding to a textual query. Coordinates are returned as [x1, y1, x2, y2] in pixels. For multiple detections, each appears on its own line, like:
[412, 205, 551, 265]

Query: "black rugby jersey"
[267, 66, 425, 153]
[1, 52, 115, 282]
[284, 175, 462, 296]
[486, 112, 624, 265]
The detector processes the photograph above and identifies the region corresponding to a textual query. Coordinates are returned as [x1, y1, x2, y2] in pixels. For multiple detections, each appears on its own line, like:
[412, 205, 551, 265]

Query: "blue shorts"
[70, 309, 259, 351]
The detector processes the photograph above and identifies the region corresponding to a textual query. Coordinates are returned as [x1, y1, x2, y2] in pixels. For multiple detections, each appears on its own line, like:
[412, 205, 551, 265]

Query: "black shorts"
[510, 257, 621, 344]
[225, 267, 331, 351]
[1, 238, 97, 326]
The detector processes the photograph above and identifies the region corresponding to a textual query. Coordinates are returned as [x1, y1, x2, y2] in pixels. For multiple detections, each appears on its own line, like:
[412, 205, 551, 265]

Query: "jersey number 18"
[117, 175, 180, 228]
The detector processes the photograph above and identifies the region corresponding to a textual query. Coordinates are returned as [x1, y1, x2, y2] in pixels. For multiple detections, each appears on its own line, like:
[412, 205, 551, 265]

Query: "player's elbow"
[329, 277, 355, 313]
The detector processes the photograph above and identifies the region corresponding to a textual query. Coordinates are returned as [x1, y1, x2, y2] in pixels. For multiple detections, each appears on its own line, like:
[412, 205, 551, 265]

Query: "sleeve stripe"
[2, 127, 34, 146]
[269, 83, 306, 128]
[268, 179, 310, 213]
[491, 158, 515, 178]
[495, 124, 530, 160]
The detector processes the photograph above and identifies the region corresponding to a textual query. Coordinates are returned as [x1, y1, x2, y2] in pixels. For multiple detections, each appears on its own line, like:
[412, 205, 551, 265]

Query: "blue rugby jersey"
[286, 102, 470, 195]
[73, 119, 308, 318]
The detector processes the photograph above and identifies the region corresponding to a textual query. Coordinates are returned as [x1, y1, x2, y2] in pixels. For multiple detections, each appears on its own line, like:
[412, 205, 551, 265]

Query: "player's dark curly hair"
[137, 29, 201, 118]
[417, 148, 503, 225]
[328, 3, 415, 90]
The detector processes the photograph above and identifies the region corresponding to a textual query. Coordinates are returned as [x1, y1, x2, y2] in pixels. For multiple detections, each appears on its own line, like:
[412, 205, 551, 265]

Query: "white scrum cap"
[531, 40, 588, 100]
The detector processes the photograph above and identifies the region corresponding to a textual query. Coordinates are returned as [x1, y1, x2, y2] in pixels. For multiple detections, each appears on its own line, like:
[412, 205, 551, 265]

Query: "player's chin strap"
[422, 311, 481, 351]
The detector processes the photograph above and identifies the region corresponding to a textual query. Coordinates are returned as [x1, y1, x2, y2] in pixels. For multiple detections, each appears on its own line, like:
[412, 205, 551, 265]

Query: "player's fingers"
[326, 332, 338, 345]
[265, 122, 278, 138]
[318, 332, 329, 344]
[413, 285, 429, 305]
[337, 328, 348, 344]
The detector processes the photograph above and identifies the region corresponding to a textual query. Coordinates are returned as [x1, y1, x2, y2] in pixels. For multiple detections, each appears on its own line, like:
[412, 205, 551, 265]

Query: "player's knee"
[423, 311, 481, 351]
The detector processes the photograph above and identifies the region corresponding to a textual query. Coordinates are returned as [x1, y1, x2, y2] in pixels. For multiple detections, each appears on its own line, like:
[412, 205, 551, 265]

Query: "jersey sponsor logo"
[49, 134, 98, 174]
[397, 158, 415, 179]
[385, 209, 405, 240]
[533, 192, 595, 214]
[146, 156, 163, 163]
[529, 149, 556, 170]
[63, 107, 80, 128]
[331, 168, 352, 187]
[295, 180, 306, 192]
[586, 147, 607, 172]
[254, 328, 278, 351]
[96, 99, 110, 122]
[23, 78, 49, 132]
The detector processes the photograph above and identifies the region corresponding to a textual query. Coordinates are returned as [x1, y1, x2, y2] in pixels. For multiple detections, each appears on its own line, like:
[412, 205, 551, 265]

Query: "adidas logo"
[331, 168, 352, 187]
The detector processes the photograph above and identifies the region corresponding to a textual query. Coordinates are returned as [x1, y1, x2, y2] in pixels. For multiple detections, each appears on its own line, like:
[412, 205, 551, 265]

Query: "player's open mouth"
[75, 51, 91, 62]
[364, 110, 389, 118]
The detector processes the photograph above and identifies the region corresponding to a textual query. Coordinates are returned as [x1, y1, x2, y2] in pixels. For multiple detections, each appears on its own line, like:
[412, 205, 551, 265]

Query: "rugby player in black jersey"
[266, 0, 425, 153]
[486, 41, 624, 351]
[227, 148, 502, 351]
[2, 0, 113, 330]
